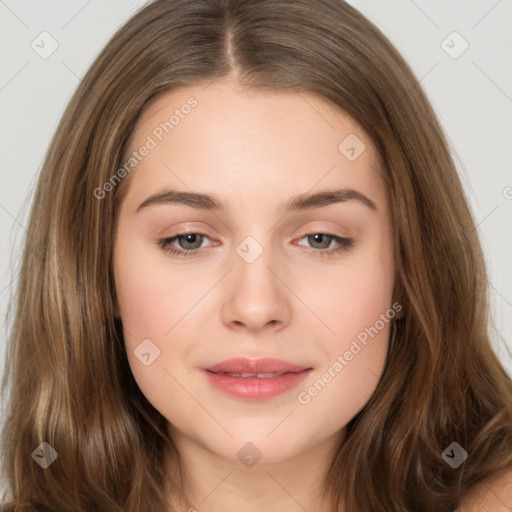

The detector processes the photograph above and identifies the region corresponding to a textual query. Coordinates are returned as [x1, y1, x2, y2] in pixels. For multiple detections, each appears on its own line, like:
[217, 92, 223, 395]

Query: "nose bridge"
[221, 232, 290, 330]
[233, 232, 281, 298]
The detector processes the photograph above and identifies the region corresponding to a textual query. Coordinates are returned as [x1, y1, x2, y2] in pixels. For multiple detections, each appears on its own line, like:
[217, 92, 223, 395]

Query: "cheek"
[114, 252, 189, 413]
[295, 248, 394, 420]
[295, 295, 392, 438]
[114, 239, 192, 342]
[304, 251, 394, 345]
[113, 239, 214, 399]
[115, 268, 169, 343]
[315, 274, 392, 364]
[113, 235, 178, 375]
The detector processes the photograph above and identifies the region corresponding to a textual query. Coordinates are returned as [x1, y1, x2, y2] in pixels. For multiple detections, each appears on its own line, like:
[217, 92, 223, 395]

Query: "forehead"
[121, 78, 389, 216]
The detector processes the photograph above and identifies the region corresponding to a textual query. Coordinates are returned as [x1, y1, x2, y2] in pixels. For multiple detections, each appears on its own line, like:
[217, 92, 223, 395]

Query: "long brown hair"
[2, 0, 511, 510]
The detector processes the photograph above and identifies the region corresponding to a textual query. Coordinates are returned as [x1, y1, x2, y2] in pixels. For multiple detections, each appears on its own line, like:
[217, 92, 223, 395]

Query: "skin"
[458, 469, 512, 511]
[113, 76, 397, 511]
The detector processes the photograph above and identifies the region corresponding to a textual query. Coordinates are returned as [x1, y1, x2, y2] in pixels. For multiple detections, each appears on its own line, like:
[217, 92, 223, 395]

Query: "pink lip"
[203, 357, 311, 374]
[201, 357, 313, 400]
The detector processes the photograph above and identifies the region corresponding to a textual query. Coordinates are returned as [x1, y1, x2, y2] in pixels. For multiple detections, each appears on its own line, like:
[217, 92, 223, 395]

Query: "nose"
[220, 244, 291, 332]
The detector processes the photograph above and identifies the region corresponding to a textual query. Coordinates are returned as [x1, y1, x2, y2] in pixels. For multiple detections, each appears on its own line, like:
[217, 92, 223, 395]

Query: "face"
[113, 77, 397, 465]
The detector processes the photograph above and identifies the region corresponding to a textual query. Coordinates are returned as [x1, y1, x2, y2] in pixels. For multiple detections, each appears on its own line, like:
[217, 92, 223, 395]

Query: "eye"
[296, 232, 354, 257]
[158, 230, 211, 256]
[157, 230, 354, 258]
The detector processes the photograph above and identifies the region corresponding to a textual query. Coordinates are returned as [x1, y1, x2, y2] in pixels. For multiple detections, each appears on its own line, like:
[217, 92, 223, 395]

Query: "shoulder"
[456, 469, 512, 511]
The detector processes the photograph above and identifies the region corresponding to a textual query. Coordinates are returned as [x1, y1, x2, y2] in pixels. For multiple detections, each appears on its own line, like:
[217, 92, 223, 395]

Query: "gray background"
[0, 0, 511, 469]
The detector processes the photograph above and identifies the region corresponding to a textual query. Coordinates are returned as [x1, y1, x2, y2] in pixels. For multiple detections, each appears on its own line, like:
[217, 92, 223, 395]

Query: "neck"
[164, 426, 346, 512]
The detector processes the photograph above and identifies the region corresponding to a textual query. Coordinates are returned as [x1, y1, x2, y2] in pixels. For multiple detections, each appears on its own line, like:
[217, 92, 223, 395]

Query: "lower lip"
[202, 369, 312, 400]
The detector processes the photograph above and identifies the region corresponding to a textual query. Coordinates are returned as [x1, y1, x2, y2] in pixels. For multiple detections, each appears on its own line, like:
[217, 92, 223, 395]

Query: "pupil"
[312, 233, 329, 248]
[182, 234, 200, 249]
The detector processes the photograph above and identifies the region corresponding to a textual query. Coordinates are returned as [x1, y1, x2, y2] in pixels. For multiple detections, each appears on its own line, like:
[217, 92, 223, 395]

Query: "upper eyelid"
[168, 221, 349, 236]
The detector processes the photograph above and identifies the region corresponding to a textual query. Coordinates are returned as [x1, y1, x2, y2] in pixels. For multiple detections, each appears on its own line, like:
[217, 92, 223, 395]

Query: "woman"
[1, 0, 511, 510]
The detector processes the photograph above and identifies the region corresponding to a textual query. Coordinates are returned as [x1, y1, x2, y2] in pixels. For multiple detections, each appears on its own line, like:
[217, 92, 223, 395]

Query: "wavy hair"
[2, 0, 512, 510]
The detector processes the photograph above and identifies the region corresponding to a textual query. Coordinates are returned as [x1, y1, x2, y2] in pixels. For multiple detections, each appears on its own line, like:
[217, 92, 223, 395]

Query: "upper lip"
[203, 357, 311, 374]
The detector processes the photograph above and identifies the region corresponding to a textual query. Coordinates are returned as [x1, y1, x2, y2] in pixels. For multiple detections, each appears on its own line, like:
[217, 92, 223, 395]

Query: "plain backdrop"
[0, 0, 511, 453]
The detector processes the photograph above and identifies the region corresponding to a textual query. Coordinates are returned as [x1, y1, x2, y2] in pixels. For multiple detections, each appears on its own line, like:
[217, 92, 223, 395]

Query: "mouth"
[203, 357, 311, 375]
[201, 358, 313, 400]
[206, 371, 299, 378]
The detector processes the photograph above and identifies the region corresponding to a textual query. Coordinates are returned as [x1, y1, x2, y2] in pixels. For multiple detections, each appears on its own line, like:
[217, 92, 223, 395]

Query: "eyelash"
[157, 230, 354, 258]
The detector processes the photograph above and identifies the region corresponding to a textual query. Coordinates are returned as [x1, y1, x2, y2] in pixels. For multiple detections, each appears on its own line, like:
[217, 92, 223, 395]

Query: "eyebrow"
[136, 187, 377, 213]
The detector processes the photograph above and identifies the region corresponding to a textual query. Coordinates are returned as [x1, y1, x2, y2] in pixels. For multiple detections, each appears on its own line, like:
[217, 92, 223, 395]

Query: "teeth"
[217, 372, 284, 378]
